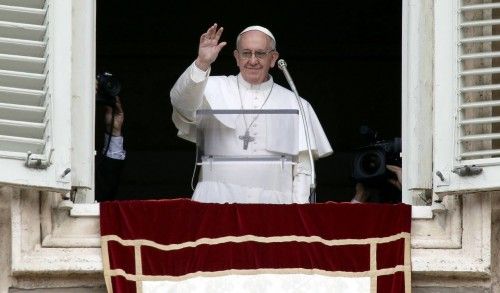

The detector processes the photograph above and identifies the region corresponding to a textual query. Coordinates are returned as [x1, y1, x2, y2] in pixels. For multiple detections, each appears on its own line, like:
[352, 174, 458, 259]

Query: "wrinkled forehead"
[238, 31, 273, 50]
[239, 25, 276, 43]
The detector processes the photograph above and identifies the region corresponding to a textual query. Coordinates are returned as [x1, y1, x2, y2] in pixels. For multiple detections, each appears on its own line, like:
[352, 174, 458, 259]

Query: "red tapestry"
[100, 199, 411, 292]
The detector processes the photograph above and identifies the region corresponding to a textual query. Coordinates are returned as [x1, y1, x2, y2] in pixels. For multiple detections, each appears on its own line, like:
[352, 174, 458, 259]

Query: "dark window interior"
[96, 1, 402, 202]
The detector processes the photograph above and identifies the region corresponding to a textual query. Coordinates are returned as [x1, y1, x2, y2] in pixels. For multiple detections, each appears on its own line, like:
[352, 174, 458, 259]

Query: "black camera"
[96, 71, 121, 107]
[351, 126, 402, 202]
[352, 126, 401, 203]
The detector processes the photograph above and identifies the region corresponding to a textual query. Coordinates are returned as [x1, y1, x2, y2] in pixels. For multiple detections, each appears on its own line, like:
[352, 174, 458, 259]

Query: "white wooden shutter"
[70, 0, 95, 194]
[0, 0, 73, 191]
[435, 0, 500, 194]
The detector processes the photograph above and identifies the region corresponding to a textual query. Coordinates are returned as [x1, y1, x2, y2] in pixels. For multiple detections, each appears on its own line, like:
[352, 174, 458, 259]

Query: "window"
[0, 0, 94, 194]
[434, 0, 500, 194]
[402, 0, 433, 207]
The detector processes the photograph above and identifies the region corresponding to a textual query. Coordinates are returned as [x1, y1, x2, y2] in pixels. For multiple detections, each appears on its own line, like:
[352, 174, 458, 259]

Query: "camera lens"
[103, 76, 121, 97]
[360, 152, 382, 176]
[96, 72, 121, 107]
[353, 149, 386, 180]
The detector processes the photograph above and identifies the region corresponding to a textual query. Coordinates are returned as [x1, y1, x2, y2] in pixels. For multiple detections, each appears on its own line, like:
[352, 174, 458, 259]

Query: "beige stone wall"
[0, 187, 104, 293]
[490, 194, 500, 292]
[0, 187, 14, 292]
[10, 289, 105, 293]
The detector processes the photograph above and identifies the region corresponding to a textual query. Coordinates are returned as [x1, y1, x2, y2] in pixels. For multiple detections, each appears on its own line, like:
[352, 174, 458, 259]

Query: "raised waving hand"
[195, 23, 227, 71]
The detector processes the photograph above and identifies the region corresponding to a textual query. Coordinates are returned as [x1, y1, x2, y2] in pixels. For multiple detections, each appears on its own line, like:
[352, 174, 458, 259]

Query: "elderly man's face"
[234, 31, 279, 85]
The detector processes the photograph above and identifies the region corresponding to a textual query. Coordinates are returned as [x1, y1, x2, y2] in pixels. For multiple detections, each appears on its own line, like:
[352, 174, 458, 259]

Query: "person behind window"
[95, 94, 126, 202]
[351, 164, 402, 203]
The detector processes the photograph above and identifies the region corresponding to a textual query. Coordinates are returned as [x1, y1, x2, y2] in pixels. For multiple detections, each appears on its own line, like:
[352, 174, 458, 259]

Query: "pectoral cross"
[238, 130, 254, 150]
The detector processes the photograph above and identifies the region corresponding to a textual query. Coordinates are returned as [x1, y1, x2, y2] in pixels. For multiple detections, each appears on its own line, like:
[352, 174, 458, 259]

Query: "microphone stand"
[277, 59, 317, 203]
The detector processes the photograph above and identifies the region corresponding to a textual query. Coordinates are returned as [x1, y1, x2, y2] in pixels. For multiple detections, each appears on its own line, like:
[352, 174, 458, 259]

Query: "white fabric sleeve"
[292, 151, 312, 203]
[170, 61, 211, 122]
[103, 134, 126, 160]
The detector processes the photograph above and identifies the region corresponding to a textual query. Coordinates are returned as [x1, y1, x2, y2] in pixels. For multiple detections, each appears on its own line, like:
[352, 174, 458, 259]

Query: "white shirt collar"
[237, 74, 274, 91]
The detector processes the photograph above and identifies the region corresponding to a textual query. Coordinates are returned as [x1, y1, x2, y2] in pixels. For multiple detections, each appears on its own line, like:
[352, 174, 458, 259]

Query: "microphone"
[277, 59, 317, 203]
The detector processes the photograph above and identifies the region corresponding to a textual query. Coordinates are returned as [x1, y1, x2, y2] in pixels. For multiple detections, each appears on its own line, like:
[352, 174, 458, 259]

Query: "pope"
[170, 24, 333, 204]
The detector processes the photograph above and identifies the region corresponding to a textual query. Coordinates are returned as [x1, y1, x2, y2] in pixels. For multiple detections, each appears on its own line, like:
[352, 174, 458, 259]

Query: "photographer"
[95, 74, 126, 202]
[351, 164, 402, 203]
[349, 127, 402, 204]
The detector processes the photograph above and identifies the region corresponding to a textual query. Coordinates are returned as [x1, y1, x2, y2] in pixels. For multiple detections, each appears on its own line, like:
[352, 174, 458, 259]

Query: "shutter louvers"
[0, 0, 74, 191]
[0, 0, 48, 159]
[457, 0, 500, 165]
[434, 0, 500, 194]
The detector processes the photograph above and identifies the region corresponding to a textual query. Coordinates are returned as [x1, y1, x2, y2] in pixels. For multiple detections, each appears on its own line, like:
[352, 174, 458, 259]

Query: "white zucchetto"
[239, 25, 276, 44]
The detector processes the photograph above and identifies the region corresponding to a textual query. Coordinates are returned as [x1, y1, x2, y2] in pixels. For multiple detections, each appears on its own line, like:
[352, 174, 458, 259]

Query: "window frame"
[0, 0, 95, 195]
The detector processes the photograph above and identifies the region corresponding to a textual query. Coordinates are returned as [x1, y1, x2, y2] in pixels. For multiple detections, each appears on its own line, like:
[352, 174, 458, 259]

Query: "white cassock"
[170, 62, 333, 204]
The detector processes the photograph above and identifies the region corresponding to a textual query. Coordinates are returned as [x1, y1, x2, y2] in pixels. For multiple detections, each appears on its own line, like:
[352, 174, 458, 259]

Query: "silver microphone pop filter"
[277, 59, 287, 70]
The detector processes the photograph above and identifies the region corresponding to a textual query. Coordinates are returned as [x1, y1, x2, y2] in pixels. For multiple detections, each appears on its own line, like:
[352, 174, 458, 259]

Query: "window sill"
[70, 203, 99, 217]
[411, 205, 433, 219]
